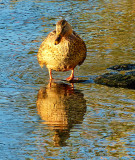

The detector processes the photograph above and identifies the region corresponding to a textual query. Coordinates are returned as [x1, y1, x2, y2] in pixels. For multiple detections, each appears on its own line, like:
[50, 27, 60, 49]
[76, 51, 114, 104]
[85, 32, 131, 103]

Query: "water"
[0, 0, 135, 159]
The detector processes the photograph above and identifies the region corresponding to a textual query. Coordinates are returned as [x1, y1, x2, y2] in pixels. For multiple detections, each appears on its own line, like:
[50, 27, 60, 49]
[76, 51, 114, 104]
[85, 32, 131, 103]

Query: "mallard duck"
[37, 19, 87, 81]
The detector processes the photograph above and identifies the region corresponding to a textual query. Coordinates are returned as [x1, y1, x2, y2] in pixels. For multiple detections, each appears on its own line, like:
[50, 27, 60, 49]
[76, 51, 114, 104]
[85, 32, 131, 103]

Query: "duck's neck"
[65, 24, 73, 37]
[66, 29, 73, 37]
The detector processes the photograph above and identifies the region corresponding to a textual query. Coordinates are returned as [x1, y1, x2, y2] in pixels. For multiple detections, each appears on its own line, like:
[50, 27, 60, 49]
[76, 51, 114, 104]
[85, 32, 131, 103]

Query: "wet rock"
[126, 71, 135, 76]
[95, 64, 135, 89]
[95, 72, 135, 89]
[108, 64, 135, 71]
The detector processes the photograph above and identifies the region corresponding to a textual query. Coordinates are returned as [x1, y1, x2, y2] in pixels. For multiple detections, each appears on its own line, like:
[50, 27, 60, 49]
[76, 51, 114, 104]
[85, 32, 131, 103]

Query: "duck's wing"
[72, 31, 87, 66]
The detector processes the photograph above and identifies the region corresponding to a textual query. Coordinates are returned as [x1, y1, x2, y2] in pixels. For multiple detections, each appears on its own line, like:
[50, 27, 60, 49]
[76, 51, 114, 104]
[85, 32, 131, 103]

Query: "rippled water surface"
[0, 0, 135, 159]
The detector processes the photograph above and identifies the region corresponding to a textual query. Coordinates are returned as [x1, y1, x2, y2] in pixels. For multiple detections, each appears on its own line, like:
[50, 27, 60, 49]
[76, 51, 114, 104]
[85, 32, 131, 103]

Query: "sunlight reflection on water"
[0, 0, 135, 159]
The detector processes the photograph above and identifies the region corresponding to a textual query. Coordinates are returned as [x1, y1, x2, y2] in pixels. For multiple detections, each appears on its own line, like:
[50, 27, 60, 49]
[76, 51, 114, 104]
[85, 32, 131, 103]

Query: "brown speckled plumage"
[37, 19, 87, 81]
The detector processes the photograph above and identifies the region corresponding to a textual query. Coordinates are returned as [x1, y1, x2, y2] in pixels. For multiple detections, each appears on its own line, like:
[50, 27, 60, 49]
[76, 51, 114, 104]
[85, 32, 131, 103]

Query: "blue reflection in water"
[0, 0, 135, 159]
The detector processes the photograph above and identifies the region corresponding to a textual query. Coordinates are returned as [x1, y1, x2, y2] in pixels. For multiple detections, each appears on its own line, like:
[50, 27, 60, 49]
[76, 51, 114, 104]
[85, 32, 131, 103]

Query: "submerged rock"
[95, 72, 135, 89]
[95, 64, 135, 89]
[108, 64, 135, 71]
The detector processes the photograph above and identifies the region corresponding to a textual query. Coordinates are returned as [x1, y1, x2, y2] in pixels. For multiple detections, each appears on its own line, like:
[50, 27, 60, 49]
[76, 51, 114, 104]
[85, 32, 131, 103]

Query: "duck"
[37, 19, 87, 81]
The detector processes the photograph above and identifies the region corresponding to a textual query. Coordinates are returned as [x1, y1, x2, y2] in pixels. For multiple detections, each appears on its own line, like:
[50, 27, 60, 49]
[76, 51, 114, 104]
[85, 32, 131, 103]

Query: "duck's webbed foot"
[66, 69, 78, 81]
[66, 77, 78, 81]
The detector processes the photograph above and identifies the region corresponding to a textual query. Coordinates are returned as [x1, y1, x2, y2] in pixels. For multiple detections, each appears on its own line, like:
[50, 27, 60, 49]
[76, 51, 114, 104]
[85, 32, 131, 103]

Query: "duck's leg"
[48, 69, 53, 80]
[66, 69, 78, 81]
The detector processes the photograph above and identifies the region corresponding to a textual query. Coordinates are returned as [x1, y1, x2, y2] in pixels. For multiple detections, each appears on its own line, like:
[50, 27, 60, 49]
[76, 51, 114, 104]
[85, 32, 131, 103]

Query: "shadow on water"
[36, 81, 86, 147]
[62, 77, 94, 84]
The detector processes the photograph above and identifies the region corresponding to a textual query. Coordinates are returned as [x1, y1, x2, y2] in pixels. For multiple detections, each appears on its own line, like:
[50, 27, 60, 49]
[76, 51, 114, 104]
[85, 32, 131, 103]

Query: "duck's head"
[55, 19, 73, 45]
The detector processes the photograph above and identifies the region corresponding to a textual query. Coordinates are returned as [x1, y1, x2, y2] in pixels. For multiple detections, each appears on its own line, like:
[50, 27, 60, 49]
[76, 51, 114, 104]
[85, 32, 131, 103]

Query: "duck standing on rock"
[37, 19, 87, 81]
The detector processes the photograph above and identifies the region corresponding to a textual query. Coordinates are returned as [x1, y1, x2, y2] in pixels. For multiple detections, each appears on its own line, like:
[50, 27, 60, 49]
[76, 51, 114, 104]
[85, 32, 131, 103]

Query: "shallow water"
[0, 0, 135, 159]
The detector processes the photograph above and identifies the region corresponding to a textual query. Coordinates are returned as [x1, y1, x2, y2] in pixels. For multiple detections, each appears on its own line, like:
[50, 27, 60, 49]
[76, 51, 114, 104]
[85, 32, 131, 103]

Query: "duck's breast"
[37, 31, 86, 71]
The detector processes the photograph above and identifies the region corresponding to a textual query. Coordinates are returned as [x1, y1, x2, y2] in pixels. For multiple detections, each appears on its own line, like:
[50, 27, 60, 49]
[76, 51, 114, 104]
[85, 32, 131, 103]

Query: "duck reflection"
[36, 82, 86, 147]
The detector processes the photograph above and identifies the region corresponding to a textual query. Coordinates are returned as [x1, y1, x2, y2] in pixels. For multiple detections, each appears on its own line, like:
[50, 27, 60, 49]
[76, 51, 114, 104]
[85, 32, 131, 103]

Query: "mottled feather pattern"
[37, 20, 86, 72]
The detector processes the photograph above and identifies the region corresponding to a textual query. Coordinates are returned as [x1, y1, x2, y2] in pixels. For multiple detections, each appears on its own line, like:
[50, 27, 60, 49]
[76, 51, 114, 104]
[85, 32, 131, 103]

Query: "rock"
[95, 72, 135, 89]
[95, 64, 135, 89]
[108, 64, 135, 71]
[126, 71, 135, 76]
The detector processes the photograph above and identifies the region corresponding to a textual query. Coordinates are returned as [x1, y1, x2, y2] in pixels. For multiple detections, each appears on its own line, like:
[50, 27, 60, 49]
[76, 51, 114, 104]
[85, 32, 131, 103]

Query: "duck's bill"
[54, 35, 62, 45]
